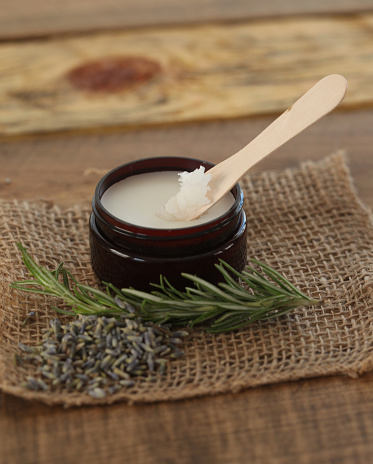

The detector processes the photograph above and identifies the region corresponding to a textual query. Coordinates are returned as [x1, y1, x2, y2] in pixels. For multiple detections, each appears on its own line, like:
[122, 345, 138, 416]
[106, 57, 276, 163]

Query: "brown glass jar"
[89, 157, 247, 291]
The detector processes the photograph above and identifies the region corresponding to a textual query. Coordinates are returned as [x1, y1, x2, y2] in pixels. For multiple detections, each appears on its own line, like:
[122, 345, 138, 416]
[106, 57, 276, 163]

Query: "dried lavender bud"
[22, 311, 36, 325]
[16, 315, 187, 398]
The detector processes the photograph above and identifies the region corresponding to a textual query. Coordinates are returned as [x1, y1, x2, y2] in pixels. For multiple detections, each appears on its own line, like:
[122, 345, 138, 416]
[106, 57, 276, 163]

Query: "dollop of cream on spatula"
[158, 166, 211, 221]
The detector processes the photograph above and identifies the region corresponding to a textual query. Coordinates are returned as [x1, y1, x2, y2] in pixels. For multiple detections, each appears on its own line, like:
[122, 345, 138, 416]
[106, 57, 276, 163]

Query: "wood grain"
[0, 0, 372, 39]
[2, 372, 373, 464]
[1, 14, 373, 136]
[0, 109, 372, 208]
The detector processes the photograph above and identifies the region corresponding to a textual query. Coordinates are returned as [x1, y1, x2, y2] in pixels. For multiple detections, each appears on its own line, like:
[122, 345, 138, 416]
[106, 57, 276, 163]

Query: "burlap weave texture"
[1, 153, 373, 406]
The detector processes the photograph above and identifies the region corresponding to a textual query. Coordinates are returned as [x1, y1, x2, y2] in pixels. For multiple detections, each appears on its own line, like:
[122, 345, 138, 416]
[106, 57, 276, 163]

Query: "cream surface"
[101, 171, 235, 229]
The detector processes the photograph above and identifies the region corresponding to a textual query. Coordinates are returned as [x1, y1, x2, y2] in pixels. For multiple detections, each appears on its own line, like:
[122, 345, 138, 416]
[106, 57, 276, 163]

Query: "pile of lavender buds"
[17, 314, 187, 399]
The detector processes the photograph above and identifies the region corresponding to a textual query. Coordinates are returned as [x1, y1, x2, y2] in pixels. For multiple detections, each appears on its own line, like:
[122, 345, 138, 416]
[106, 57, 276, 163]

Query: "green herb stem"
[11, 243, 320, 333]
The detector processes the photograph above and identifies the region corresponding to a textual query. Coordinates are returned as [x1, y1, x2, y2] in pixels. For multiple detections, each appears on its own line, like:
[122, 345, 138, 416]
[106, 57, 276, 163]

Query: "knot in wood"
[66, 56, 162, 93]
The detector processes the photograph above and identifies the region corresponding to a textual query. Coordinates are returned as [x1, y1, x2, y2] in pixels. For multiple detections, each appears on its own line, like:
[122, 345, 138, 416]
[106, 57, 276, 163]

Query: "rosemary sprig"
[11, 243, 319, 333]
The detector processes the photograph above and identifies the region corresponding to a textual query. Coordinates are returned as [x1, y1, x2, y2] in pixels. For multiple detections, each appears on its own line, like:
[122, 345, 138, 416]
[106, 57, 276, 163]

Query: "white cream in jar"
[101, 170, 235, 229]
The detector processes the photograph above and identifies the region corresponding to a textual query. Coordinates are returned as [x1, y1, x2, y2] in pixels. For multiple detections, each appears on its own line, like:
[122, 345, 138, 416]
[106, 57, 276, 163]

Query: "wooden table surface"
[1, 2, 373, 463]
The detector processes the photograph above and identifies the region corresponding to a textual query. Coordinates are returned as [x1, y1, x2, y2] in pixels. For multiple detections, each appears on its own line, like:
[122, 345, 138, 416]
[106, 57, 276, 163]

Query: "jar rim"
[94, 156, 244, 239]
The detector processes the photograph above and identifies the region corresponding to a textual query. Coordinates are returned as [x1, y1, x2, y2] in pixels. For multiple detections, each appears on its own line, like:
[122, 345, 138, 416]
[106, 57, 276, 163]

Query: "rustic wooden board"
[2, 372, 373, 464]
[0, 0, 372, 39]
[0, 109, 372, 208]
[0, 14, 373, 136]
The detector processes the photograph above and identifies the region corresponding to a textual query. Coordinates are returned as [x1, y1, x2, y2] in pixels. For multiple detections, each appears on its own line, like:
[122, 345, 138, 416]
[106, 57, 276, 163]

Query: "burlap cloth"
[1, 153, 373, 407]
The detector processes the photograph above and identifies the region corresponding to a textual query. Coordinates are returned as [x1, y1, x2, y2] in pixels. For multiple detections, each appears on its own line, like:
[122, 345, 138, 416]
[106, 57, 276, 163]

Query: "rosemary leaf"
[11, 243, 320, 333]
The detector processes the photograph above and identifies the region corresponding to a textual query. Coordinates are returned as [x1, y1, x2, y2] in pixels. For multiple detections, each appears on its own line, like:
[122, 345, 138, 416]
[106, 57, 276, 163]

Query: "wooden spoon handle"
[194, 74, 347, 219]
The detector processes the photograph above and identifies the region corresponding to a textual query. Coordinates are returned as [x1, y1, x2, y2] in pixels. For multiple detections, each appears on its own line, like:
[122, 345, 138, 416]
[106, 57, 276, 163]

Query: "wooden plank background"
[2, 370, 373, 463]
[0, 0, 372, 39]
[0, 13, 373, 137]
[1, 109, 372, 208]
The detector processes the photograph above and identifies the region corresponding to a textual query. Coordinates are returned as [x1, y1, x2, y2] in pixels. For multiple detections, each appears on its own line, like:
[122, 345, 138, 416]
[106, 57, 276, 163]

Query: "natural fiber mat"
[1, 153, 373, 406]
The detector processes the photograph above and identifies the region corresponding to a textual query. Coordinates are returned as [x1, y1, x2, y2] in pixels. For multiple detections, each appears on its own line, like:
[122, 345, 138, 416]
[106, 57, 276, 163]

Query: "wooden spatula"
[189, 74, 347, 220]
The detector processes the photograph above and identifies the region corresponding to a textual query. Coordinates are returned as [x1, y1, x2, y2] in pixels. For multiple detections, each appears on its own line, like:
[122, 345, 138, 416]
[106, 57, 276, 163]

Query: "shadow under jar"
[90, 157, 247, 291]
